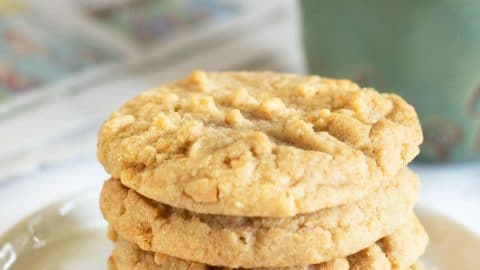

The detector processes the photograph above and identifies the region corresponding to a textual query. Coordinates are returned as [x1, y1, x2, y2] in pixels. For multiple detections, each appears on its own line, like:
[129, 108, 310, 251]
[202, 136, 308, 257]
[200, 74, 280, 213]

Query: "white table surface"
[0, 158, 479, 237]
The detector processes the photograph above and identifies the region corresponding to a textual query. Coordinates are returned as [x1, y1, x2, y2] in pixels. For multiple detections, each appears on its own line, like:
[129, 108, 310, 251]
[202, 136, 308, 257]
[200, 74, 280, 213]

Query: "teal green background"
[302, 0, 480, 162]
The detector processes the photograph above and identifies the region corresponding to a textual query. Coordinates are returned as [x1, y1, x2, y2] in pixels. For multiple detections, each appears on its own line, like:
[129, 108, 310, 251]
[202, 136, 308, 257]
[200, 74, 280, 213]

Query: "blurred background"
[0, 0, 478, 237]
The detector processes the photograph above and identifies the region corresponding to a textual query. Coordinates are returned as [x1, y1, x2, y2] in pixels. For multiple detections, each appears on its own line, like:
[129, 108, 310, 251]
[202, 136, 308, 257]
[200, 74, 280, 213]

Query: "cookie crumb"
[225, 109, 245, 126]
[257, 97, 286, 119]
[154, 113, 174, 130]
[246, 131, 272, 156]
[184, 178, 219, 203]
[105, 115, 135, 134]
[188, 70, 211, 92]
[227, 88, 258, 108]
[184, 95, 218, 113]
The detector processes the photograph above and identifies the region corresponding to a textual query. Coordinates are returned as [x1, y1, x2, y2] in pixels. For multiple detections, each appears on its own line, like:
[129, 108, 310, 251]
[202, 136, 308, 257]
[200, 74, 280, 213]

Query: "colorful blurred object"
[83, 0, 237, 45]
[0, 18, 118, 97]
[0, 0, 239, 101]
[302, 0, 480, 162]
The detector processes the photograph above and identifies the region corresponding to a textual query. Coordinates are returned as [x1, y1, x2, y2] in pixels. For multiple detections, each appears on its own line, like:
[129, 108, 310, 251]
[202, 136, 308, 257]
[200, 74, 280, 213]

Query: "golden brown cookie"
[98, 70, 422, 217]
[100, 168, 419, 268]
[107, 215, 428, 270]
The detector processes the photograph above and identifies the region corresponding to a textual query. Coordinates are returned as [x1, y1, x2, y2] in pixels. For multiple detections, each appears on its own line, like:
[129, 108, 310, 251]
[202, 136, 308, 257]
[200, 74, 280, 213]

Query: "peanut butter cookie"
[98, 71, 422, 217]
[107, 215, 428, 270]
[100, 168, 419, 268]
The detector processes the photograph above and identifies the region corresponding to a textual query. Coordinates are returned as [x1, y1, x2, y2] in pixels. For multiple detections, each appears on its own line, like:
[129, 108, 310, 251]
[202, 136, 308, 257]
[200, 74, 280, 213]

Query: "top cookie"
[98, 70, 422, 217]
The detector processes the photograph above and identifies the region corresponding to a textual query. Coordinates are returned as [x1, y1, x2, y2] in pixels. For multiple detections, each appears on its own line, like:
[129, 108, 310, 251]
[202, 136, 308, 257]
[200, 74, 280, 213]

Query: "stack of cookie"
[99, 70, 428, 270]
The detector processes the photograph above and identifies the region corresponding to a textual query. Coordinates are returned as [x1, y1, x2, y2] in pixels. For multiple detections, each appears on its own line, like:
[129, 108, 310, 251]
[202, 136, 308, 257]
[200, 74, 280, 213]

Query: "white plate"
[0, 189, 111, 270]
[0, 190, 479, 270]
[416, 208, 480, 270]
